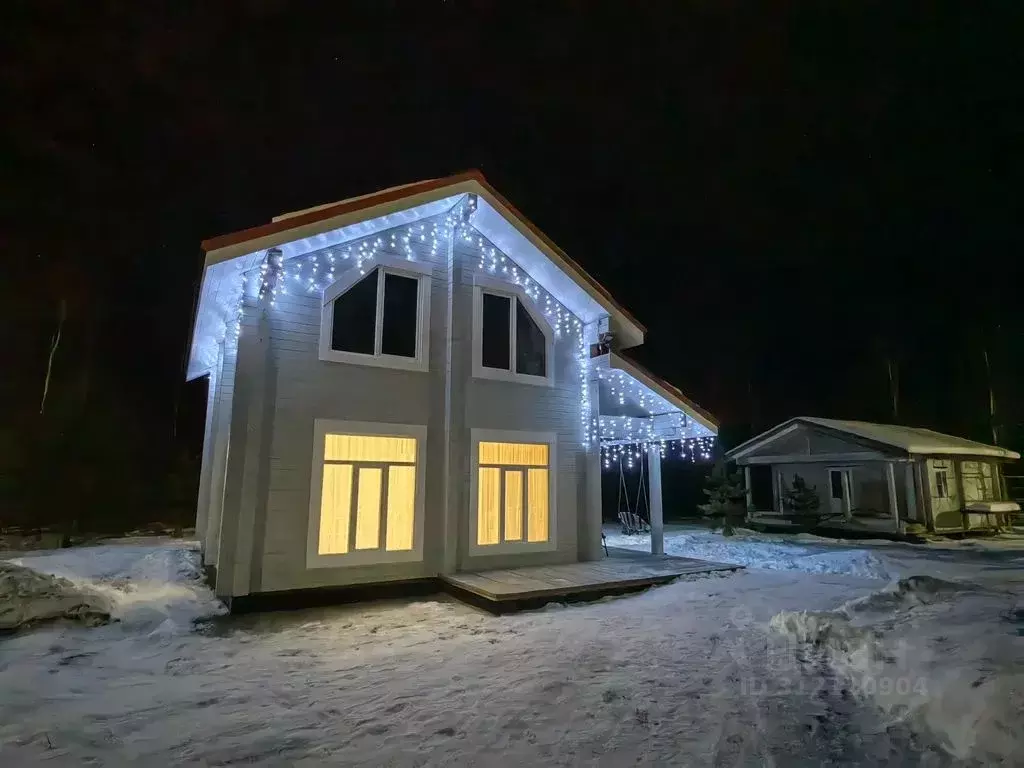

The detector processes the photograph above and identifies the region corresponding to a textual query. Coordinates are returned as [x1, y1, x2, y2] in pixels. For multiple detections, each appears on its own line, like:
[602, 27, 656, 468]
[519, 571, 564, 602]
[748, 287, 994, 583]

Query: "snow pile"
[3, 542, 225, 632]
[0, 562, 111, 631]
[605, 528, 894, 580]
[771, 576, 1024, 762]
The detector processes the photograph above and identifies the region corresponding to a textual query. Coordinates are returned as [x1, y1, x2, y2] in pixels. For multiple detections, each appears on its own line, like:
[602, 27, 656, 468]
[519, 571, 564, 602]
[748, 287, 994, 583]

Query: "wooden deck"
[441, 547, 741, 612]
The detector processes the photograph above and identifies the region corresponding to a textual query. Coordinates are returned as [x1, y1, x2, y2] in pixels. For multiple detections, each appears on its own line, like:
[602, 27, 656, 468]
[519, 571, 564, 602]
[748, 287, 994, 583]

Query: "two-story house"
[186, 171, 717, 607]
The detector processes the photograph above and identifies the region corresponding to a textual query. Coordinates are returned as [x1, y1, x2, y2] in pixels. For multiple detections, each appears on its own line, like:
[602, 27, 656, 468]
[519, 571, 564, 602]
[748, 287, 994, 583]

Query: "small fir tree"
[782, 474, 822, 521]
[699, 463, 748, 536]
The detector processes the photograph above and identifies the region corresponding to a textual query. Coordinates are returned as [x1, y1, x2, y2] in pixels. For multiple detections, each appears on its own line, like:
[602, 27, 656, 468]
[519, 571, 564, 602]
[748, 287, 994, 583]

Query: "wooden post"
[886, 461, 900, 531]
[647, 444, 664, 555]
[580, 327, 604, 561]
[743, 465, 753, 518]
[916, 461, 934, 532]
[953, 458, 968, 531]
[903, 462, 918, 523]
[772, 466, 781, 513]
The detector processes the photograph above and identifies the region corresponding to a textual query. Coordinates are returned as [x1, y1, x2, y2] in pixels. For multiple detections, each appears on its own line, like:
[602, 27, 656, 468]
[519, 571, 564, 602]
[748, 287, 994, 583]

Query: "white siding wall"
[257, 219, 450, 594]
[199, 209, 591, 596]
[453, 236, 585, 571]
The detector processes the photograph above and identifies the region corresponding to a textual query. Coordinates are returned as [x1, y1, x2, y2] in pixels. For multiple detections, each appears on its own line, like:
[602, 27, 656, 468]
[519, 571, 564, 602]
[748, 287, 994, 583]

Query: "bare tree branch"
[39, 298, 66, 415]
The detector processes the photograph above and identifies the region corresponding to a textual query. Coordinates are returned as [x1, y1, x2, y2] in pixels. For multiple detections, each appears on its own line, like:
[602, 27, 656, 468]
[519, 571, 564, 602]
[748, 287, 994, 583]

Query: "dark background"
[4, 1, 1023, 532]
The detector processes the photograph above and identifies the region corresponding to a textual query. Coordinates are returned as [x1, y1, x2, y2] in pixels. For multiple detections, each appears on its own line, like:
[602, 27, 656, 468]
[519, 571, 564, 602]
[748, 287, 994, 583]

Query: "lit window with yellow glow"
[316, 433, 418, 557]
[476, 441, 551, 547]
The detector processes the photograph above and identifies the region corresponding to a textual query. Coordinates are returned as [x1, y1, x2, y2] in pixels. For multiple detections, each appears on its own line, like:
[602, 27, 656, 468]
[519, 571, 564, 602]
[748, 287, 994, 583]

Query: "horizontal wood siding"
[257, 216, 450, 593]
[453, 236, 585, 571]
[206, 205, 595, 597]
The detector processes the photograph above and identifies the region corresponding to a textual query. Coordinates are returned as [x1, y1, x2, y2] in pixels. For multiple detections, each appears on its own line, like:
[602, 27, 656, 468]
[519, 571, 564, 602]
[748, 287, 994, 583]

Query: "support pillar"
[953, 458, 967, 531]
[647, 444, 664, 555]
[743, 465, 753, 519]
[885, 461, 900, 531]
[904, 462, 918, 523]
[581, 375, 604, 561]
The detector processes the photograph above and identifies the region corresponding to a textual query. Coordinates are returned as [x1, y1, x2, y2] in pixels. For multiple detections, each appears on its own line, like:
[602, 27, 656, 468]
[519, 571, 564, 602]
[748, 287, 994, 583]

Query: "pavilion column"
[743, 465, 753, 519]
[903, 462, 918, 523]
[647, 444, 664, 555]
[580, 362, 604, 561]
[885, 461, 900, 531]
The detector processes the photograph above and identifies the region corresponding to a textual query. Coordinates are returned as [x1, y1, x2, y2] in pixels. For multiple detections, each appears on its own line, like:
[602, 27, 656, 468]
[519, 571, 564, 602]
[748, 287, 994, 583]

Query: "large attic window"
[319, 256, 433, 371]
[472, 277, 553, 387]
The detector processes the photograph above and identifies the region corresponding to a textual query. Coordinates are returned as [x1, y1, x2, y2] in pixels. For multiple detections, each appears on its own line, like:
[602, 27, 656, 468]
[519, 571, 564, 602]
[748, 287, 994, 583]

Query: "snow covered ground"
[606, 526, 897, 580]
[0, 531, 1021, 765]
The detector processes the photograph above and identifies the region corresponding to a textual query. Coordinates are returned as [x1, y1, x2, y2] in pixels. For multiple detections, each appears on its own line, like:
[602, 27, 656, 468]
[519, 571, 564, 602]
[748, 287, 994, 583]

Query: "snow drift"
[3, 541, 225, 632]
[771, 576, 1024, 762]
[0, 562, 111, 632]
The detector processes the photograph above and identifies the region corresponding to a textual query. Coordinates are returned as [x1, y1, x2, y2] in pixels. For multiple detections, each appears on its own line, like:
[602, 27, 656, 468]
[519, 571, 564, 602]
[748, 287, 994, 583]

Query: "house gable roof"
[203, 170, 641, 329]
[726, 417, 1020, 460]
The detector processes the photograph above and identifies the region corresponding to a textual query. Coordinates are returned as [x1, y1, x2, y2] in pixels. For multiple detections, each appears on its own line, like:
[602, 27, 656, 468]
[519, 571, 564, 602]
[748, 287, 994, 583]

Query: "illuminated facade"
[186, 172, 718, 602]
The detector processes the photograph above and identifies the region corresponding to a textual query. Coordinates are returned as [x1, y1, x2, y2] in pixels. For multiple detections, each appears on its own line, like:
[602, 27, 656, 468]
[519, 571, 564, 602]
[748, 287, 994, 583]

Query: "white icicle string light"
[238, 195, 595, 446]
[596, 368, 702, 423]
[600, 435, 716, 468]
[223, 196, 713, 461]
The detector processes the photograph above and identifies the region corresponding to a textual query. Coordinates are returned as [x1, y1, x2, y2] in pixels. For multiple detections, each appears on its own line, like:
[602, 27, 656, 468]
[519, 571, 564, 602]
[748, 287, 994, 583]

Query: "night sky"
[5, 2, 1024, 525]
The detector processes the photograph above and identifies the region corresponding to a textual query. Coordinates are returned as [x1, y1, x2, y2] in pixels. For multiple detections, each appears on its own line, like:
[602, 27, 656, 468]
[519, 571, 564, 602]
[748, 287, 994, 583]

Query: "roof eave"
[608, 352, 719, 433]
[198, 170, 646, 347]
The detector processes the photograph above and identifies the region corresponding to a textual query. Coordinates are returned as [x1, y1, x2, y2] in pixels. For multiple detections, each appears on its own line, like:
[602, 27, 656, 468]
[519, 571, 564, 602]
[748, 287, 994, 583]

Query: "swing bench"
[600, 453, 651, 556]
[617, 453, 651, 535]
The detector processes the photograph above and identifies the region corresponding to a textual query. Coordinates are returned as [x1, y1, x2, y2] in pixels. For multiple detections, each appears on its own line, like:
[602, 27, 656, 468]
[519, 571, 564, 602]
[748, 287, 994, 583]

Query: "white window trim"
[306, 419, 427, 569]
[471, 275, 555, 387]
[468, 427, 557, 556]
[318, 255, 433, 372]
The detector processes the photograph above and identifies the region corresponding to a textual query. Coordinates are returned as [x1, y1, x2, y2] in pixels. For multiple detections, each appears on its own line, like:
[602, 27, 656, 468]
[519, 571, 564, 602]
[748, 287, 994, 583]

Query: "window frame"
[468, 428, 557, 556]
[934, 468, 950, 499]
[318, 255, 433, 372]
[471, 276, 555, 387]
[306, 419, 427, 569]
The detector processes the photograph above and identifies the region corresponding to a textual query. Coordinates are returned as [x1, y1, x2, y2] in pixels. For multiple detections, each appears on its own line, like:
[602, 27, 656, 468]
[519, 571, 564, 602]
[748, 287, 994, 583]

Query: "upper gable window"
[472, 278, 554, 386]
[319, 256, 432, 371]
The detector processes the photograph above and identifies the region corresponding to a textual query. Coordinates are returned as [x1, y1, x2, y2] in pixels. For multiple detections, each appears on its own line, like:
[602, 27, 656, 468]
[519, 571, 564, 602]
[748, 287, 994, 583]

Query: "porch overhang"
[592, 352, 717, 447]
